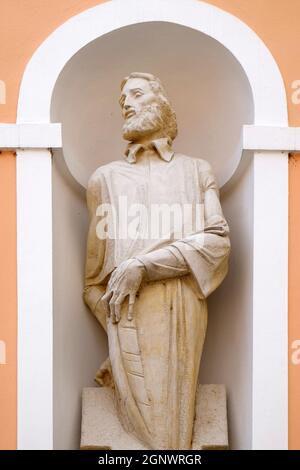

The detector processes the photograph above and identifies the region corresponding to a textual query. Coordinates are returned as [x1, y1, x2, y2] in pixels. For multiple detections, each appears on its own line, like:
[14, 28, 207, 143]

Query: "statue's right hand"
[102, 289, 137, 324]
[102, 259, 146, 323]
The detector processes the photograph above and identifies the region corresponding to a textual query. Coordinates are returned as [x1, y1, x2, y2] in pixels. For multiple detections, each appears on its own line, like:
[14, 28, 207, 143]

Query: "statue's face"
[119, 78, 157, 121]
[120, 78, 165, 142]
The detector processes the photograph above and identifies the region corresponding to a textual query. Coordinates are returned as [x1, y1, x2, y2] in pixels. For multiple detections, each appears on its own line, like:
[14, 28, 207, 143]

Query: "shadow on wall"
[52, 149, 107, 450]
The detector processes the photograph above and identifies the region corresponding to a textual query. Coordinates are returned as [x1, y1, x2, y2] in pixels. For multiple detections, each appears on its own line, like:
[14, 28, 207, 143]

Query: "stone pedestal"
[80, 384, 228, 450]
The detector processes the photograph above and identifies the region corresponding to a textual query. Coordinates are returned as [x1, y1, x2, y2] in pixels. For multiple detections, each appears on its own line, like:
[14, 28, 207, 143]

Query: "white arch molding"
[15, 0, 288, 449]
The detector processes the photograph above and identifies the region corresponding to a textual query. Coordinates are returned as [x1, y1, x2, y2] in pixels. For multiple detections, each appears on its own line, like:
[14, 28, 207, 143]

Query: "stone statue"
[83, 72, 230, 450]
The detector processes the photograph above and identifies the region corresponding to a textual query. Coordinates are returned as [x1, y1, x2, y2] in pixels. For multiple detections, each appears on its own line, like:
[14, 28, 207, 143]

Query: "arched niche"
[50, 20, 254, 449]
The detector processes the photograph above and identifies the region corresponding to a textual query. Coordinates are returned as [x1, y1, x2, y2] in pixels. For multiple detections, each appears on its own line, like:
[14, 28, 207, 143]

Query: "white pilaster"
[252, 150, 288, 449]
[17, 149, 53, 449]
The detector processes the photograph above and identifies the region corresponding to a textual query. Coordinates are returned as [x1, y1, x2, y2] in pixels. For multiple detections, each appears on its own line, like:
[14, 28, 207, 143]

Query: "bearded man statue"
[83, 72, 230, 450]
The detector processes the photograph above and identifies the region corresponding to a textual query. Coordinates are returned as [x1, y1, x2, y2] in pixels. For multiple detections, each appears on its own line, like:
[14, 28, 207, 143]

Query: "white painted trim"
[244, 125, 300, 152]
[252, 151, 288, 449]
[15, 0, 289, 449]
[17, 149, 53, 449]
[0, 123, 61, 149]
[1, 124, 300, 152]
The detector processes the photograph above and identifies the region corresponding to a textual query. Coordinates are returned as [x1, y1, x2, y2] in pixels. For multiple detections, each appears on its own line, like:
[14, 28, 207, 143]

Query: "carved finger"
[109, 290, 119, 323]
[114, 293, 126, 323]
[128, 292, 137, 321]
[102, 290, 113, 317]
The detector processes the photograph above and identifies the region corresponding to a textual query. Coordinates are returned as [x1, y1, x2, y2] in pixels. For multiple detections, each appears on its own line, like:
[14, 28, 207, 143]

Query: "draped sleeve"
[170, 160, 230, 298]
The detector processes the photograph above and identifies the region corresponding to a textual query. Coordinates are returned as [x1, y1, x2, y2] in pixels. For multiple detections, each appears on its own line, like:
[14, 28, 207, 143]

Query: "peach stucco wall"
[0, 151, 16, 450]
[0, 0, 299, 449]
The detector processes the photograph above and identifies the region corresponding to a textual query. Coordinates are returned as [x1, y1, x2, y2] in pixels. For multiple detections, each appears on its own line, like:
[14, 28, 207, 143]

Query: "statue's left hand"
[102, 259, 146, 323]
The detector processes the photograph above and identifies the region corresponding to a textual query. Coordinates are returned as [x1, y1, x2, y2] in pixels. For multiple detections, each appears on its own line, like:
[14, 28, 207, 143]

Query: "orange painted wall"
[0, 151, 17, 450]
[0, 0, 299, 449]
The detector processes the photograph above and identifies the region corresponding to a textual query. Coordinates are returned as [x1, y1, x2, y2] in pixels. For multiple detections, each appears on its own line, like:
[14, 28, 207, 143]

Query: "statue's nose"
[124, 92, 137, 108]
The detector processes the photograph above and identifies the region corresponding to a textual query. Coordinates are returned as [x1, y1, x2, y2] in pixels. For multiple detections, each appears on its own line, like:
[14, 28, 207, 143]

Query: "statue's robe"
[83, 139, 230, 449]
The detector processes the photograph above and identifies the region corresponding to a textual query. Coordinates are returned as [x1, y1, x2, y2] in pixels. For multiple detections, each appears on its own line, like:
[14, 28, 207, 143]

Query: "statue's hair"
[120, 72, 178, 141]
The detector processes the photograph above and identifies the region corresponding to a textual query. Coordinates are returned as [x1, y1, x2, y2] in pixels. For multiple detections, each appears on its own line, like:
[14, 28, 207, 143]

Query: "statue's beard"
[122, 103, 165, 142]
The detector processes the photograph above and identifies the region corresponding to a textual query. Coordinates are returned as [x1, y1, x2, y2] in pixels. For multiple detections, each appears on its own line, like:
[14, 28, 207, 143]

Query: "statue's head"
[119, 72, 178, 143]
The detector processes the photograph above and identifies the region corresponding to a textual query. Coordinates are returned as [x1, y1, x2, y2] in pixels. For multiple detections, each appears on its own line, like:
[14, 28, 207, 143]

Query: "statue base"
[80, 384, 228, 450]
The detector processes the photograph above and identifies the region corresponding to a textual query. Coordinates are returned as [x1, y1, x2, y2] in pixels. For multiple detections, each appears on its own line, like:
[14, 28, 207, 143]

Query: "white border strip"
[244, 125, 300, 152]
[252, 151, 288, 449]
[17, 149, 53, 449]
[1, 124, 300, 152]
[0, 123, 61, 149]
